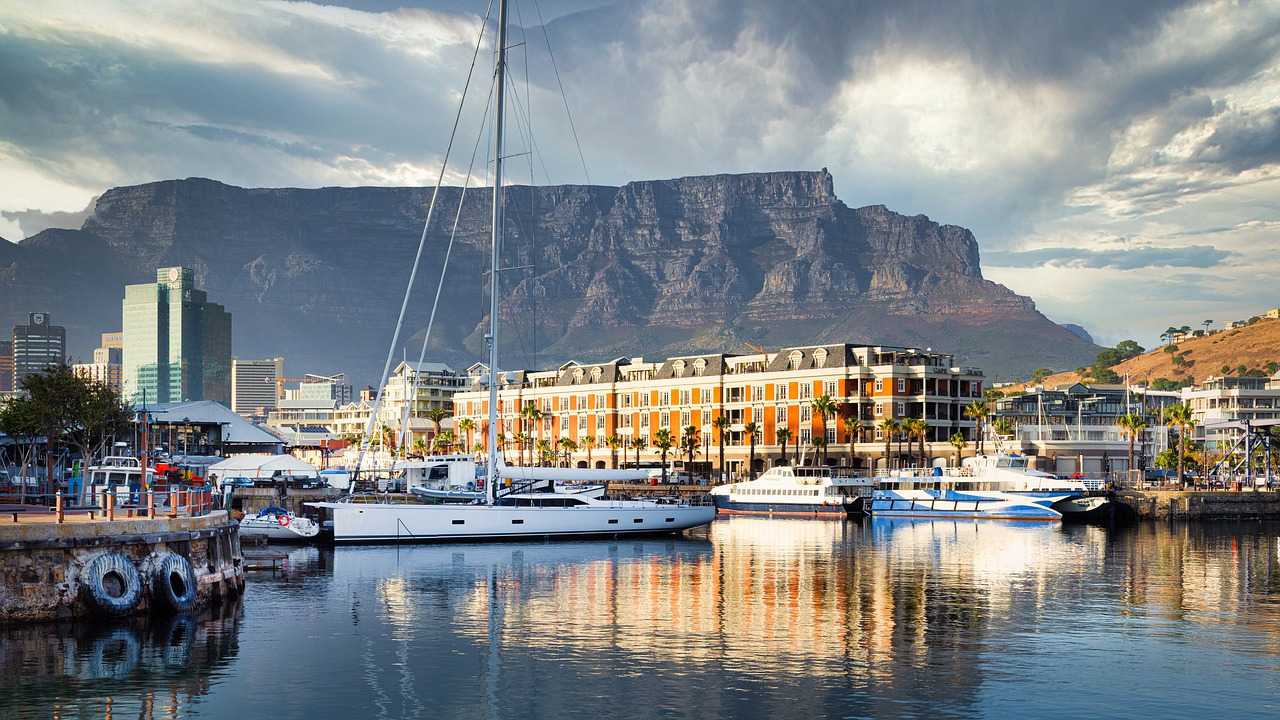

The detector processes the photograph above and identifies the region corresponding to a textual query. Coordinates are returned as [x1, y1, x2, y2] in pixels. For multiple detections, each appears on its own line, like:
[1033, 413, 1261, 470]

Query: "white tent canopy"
[207, 454, 318, 480]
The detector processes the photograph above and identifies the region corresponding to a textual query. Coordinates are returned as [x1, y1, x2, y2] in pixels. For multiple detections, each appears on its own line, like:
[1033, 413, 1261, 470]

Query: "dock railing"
[3, 486, 219, 524]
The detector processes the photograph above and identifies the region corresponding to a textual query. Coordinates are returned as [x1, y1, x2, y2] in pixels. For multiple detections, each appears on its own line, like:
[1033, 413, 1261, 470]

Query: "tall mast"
[486, 0, 508, 505]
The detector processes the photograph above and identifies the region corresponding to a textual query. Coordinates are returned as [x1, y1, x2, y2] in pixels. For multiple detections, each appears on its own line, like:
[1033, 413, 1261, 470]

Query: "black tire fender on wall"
[152, 552, 198, 613]
[81, 552, 143, 617]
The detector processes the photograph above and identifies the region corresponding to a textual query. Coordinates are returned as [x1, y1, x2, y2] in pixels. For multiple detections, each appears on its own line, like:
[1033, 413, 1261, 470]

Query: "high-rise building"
[122, 267, 232, 406]
[72, 331, 125, 392]
[231, 357, 284, 418]
[0, 340, 12, 393]
[12, 312, 67, 389]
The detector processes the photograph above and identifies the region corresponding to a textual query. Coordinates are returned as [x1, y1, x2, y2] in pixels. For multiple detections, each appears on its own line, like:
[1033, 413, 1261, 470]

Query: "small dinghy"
[239, 506, 320, 542]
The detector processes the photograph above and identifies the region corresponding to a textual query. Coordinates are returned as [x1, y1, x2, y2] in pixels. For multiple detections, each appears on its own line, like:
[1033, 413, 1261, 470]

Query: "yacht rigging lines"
[313, 0, 714, 543]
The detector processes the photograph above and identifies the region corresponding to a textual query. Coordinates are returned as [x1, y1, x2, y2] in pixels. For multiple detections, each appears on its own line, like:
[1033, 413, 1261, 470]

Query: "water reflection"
[6, 520, 1280, 719]
[0, 603, 241, 719]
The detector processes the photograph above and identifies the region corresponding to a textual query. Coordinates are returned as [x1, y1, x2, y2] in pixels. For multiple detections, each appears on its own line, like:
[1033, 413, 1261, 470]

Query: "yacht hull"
[712, 496, 857, 517]
[869, 489, 1062, 521]
[312, 502, 716, 543]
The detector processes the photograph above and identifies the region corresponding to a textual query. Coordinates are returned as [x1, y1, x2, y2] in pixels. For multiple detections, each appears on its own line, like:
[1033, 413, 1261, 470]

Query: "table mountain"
[1, 170, 1098, 383]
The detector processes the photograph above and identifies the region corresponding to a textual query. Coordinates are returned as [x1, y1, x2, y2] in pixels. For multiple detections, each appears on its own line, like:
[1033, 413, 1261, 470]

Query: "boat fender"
[81, 552, 143, 617]
[153, 552, 198, 613]
[278, 514, 290, 527]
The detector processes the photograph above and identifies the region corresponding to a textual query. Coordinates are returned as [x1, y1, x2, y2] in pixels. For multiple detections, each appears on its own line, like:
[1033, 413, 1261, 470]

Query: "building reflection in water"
[0, 602, 242, 719]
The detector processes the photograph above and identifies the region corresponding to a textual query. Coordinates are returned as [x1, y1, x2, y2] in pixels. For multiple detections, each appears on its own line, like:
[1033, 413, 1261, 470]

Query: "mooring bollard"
[56, 490, 64, 523]
[147, 489, 155, 519]
[106, 492, 115, 522]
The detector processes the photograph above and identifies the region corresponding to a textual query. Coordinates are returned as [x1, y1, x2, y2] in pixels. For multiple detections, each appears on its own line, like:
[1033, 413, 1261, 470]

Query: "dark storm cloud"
[985, 244, 1232, 270]
[1194, 106, 1280, 171]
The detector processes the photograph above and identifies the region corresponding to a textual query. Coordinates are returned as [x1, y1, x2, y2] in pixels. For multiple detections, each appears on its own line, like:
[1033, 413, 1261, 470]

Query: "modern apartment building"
[327, 362, 465, 445]
[1182, 373, 1280, 443]
[0, 340, 12, 393]
[453, 344, 986, 477]
[231, 357, 285, 418]
[11, 312, 67, 389]
[122, 267, 232, 406]
[72, 332, 125, 392]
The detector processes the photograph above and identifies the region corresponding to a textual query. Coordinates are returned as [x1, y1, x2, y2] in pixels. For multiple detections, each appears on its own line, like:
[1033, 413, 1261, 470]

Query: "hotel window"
[776, 384, 788, 400]
[813, 348, 828, 366]
[897, 402, 906, 416]
[590, 367, 602, 383]
[693, 359, 707, 376]
[752, 384, 764, 401]
[640, 414, 650, 429]
[896, 378, 906, 393]
[875, 403, 884, 416]
[639, 393, 648, 407]
[826, 427, 836, 443]
[728, 386, 743, 403]
[596, 393, 607, 408]
[788, 351, 804, 370]
[659, 391, 670, 406]
[673, 360, 686, 378]
[798, 383, 812, 400]
[775, 406, 787, 425]
[681, 410, 691, 427]
[680, 389, 691, 405]
[875, 378, 883, 393]
[824, 381, 838, 397]
[800, 405, 811, 422]
[578, 416, 588, 432]
[622, 393, 632, 408]
[597, 415, 606, 431]
[799, 429, 812, 444]
[660, 412, 671, 428]
[578, 394, 588, 409]
[621, 415, 632, 429]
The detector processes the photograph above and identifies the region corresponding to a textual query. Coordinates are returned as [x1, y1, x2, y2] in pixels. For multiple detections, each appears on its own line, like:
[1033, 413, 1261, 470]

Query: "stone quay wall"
[1116, 491, 1280, 521]
[0, 512, 244, 624]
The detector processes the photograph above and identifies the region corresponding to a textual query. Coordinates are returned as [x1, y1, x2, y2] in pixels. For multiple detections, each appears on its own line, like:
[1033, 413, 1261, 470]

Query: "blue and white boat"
[710, 466, 873, 517]
[868, 454, 1092, 521]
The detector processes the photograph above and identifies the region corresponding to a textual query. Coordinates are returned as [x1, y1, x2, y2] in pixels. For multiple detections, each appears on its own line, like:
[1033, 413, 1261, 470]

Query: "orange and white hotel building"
[452, 344, 985, 477]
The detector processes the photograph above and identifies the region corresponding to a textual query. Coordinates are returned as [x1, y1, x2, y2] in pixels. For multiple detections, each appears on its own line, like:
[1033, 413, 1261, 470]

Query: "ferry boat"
[868, 453, 1100, 521]
[709, 466, 872, 517]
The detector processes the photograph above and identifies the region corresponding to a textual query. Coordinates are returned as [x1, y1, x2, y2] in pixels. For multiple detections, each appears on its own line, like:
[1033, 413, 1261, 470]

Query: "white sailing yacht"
[312, 0, 714, 542]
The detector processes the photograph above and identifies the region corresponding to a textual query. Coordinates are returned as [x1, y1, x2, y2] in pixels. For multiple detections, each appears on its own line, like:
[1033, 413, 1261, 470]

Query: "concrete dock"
[1115, 489, 1280, 520]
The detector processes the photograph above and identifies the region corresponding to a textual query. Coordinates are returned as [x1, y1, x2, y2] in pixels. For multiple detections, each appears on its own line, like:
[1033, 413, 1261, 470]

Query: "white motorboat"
[710, 466, 872, 517]
[869, 453, 1107, 521]
[84, 456, 157, 506]
[239, 506, 320, 542]
[312, 3, 715, 545]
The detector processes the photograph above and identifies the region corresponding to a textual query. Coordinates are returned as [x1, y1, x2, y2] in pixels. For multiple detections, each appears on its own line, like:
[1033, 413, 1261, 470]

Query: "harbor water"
[5, 518, 1280, 719]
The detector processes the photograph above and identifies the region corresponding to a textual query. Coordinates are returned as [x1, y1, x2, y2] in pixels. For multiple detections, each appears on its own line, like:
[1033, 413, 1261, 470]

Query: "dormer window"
[693, 358, 706, 376]
[573, 368, 585, 384]
[813, 348, 828, 367]
[673, 360, 686, 378]
[590, 367, 602, 383]
[788, 351, 804, 371]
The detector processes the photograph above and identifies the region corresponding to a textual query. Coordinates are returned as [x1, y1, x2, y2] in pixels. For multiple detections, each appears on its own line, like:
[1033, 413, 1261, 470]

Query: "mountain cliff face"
[1, 170, 1098, 382]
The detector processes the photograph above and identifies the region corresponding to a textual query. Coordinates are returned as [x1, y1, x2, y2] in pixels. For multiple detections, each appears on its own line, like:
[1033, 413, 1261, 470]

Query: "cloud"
[985, 244, 1232, 270]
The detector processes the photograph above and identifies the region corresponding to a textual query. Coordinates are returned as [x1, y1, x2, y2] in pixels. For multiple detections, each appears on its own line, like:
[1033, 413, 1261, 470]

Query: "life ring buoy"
[277, 514, 291, 527]
[82, 552, 142, 617]
[152, 552, 198, 613]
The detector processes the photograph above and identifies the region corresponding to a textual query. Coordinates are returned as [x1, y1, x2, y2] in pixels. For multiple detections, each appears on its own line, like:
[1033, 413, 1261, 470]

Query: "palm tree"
[536, 438, 552, 467]
[457, 417, 475, 456]
[964, 401, 989, 454]
[810, 394, 837, 465]
[583, 435, 596, 467]
[631, 436, 647, 469]
[904, 418, 926, 467]
[843, 416, 863, 469]
[813, 436, 827, 467]
[991, 417, 1015, 443]
[607, 434, 623, 469]
[425, 407, 449, 447]
[776, 427, 792, 466]
[558, 437, 577, 466]
[949, 432, 966, 468]
[681, 425, 699, 472]
[653, 429, 674, 483]
[878, 418, 898, 470]
[513, 432, 530, 465]
[1116, 413, 1149, 483]
[744, 421, 760, 479]
[433, 429, 456, 454]
[712, 414, 730, 483]
[520, 404, 542, 463]
[1165, 403, 1195, 487]
[411, 437, 427, 458]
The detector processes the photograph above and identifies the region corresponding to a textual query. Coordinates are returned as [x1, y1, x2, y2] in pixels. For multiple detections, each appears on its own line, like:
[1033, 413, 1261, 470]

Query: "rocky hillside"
[1022, 317, 1280, 389]
[0, 170, 1098, 383]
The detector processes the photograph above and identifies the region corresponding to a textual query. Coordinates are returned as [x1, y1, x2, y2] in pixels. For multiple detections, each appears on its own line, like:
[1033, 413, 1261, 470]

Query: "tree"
[607, 434, 623, 469]
[776, 427, 792, 466]
[558, 437, 577, 466]
[681, 425, 699, 474]
[411, 437, 428, 457]
[536, 438, 553, 466]
[908, 418, 929, 467]
[1116, 413, 1148, 480]
[1031, 368, 1053, 383]
[842, 416, 863, 469]
[949, 432, 966, 468]
[810, 394, 837, 465]
[514, 432, 530, 466]
[964, 401, 989, 454]
[630, 436, 647, 469]
[878, 418, 898, 470]
[424, 407, 449, 447]
[457, 417, 475, 455]
[712, 414, 730, 483]
[743, 421, 760, 480]
[433, 429, 456, 454]
[653, 429, 674, 483]
[1165, 403, 1195, 487]
[520, 404, 542, 464]
[583, 435, 596, 467]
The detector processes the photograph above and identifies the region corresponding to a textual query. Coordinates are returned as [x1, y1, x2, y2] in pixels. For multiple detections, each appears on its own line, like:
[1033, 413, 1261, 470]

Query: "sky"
[1, 0, 1278, 348]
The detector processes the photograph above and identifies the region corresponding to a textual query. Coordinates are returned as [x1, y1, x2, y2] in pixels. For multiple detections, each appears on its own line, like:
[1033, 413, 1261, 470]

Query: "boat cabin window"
[427, 465, 449, 481]
[92, 471, 108, 484]
[108, 471, 129, 486]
